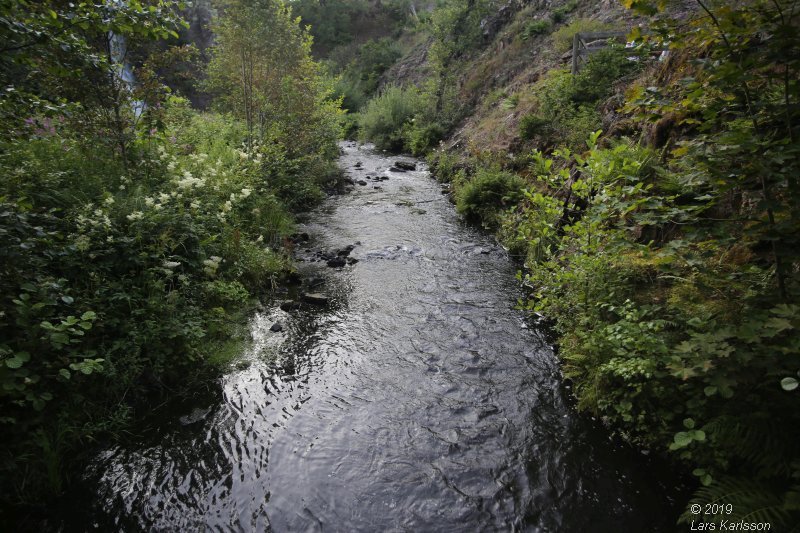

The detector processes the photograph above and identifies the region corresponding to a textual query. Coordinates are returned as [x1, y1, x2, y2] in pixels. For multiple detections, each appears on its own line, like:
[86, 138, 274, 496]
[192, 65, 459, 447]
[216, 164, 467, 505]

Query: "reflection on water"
[73, 143, 684, 532]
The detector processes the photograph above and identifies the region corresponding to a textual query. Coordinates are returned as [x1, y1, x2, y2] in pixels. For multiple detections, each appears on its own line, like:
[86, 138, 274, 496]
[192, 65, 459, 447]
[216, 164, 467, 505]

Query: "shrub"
[519, 114, 550, 140]
[550, 1, 577, 24]
[403, 122, 444, 156]
[571, 48, 640, 104]
[456, 168, 526, 229]
[521, 20, 551, 40]
[429, 150, 463, 183]
[357, 85, 419, 152]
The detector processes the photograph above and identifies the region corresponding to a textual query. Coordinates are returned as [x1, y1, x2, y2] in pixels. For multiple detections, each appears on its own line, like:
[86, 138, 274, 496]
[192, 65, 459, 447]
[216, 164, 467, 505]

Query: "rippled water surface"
[74, 143, 684, 532]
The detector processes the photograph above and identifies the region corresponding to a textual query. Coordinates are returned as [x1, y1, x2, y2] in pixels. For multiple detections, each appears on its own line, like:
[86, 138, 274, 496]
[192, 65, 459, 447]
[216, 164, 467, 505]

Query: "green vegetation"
[456, 169, 526, 229]
[551, 18, 615, 51]
[0, 0, 340, 515]
[331, 38, 403, 112]
[357, 85, 419, 151]
[550, 0, 578, 24]
[3, 0, 799, 527]
[521, 20, 551, 41]
[427, 0, 800, 527]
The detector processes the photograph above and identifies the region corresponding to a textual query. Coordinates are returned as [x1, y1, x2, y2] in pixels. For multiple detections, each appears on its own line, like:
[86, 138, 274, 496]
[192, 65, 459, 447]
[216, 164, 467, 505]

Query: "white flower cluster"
[203, 255, 223, 277]
[175, 170, 206, 190]
[76, 205, 112, 232]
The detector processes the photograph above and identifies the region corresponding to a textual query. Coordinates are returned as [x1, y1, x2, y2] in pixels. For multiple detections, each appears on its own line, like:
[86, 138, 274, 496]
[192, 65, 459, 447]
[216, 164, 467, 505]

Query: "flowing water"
[72, 143, 684, 532]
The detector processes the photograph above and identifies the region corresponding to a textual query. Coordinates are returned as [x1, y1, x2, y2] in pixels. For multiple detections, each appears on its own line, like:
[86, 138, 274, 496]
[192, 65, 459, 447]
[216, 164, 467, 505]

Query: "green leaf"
[61, 295, 74, 304]
[683, 417, 695, 429]
[781, 377, 798, 391]
[673, 431, 693, 447]
[59, 368, 71, 380]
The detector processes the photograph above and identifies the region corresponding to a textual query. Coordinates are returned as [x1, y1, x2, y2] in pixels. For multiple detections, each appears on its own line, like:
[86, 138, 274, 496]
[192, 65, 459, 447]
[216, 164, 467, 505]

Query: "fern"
[682, 476, 800, 530]
[705, 414, 797, 478]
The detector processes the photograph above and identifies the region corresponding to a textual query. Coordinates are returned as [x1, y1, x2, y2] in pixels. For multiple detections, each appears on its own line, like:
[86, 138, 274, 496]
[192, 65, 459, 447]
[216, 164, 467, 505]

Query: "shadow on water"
[61, 142, 688, 532]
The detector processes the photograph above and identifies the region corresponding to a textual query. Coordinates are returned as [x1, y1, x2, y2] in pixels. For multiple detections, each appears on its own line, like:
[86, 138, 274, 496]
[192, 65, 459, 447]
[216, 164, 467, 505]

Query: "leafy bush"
[525, 48, 640, 149]
[357, 85, 419, 152]
[403, 122, 444, 156]
[521, 20, 551, 40]
[571, 48, 639, 103]
[428, 150, 464, 183]
[519, 114, 550, 140]
[456, 168, 526, 229]
[550, 1, 577, 24]
[513, 127, 800, 527]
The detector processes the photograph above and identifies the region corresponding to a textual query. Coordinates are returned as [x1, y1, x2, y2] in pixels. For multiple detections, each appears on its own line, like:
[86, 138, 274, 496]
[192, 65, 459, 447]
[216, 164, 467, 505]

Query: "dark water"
[72, 143, 684, 532]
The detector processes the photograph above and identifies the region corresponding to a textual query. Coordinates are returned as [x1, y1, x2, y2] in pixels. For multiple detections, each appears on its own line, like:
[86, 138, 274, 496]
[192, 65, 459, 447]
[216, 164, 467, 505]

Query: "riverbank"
[55, 142, 685, 530]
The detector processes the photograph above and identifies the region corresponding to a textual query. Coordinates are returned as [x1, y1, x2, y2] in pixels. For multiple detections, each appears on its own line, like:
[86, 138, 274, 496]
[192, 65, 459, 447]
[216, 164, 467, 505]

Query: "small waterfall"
[108, 5, 144, 117]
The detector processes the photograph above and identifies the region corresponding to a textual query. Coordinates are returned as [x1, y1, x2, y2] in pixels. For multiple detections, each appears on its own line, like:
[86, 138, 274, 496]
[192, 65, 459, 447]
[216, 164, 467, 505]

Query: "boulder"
[326, 257, 346, 268]
[394, 161, 416, 171]
[388, 166, 406, 173]
[337, 245, 355, 257]
[270, 322, 283, 332]
[302, 293, 329, 306]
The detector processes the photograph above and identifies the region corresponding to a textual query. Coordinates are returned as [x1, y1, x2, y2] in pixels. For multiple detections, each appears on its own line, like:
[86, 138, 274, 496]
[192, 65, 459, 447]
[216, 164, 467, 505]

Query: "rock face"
[394, 161, 416, 171]
[302, 293, 329, 306]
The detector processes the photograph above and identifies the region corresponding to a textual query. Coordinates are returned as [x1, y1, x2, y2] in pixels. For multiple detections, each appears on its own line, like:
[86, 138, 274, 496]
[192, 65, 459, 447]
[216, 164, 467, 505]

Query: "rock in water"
[302, 293, 329, 306]
[270, 322, 283, 332]
[388, 166, 406, 173]
[280, 301, 301, 312]
[326, 257, 346, 268]
[394, 161, 416, 171]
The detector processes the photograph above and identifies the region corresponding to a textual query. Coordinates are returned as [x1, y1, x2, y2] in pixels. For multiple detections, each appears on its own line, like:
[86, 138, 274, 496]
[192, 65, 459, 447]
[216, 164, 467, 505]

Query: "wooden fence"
[570, 31, 629, 74]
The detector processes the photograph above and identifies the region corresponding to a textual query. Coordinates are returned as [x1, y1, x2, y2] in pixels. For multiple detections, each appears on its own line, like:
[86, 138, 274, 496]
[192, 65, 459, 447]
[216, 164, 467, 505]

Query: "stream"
[71, 142, 684, 531]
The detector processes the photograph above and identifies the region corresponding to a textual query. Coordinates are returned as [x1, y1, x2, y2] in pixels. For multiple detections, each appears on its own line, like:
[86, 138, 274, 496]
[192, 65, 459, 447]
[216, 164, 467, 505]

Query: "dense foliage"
[0, 0, 341, 518]
[428, 0, 800, 526]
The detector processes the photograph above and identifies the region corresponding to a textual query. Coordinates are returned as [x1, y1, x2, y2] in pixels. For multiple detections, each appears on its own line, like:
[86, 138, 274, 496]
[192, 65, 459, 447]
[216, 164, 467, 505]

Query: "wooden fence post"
[571, 32, 581, 75]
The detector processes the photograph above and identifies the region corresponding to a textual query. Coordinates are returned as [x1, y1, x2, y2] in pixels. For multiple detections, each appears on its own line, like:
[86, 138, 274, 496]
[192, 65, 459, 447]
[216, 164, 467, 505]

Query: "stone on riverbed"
[279, 301, 301, 312]
[394, 161, 416, 171]
[302, 293, 329, 306]
[326, 257, 346, 268]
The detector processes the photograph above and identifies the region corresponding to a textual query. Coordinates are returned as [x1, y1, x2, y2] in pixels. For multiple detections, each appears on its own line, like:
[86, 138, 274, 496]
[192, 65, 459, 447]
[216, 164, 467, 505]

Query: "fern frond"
[681, 476, 799, 529]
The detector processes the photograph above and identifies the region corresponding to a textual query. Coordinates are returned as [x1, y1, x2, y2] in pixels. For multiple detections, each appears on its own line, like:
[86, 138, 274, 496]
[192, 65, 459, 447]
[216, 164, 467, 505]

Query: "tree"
[207, 0, 341, 157]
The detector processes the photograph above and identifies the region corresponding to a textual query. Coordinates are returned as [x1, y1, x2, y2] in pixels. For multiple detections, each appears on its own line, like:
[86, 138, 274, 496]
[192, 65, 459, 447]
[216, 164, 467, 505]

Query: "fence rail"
[570, 31, 629, 74]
